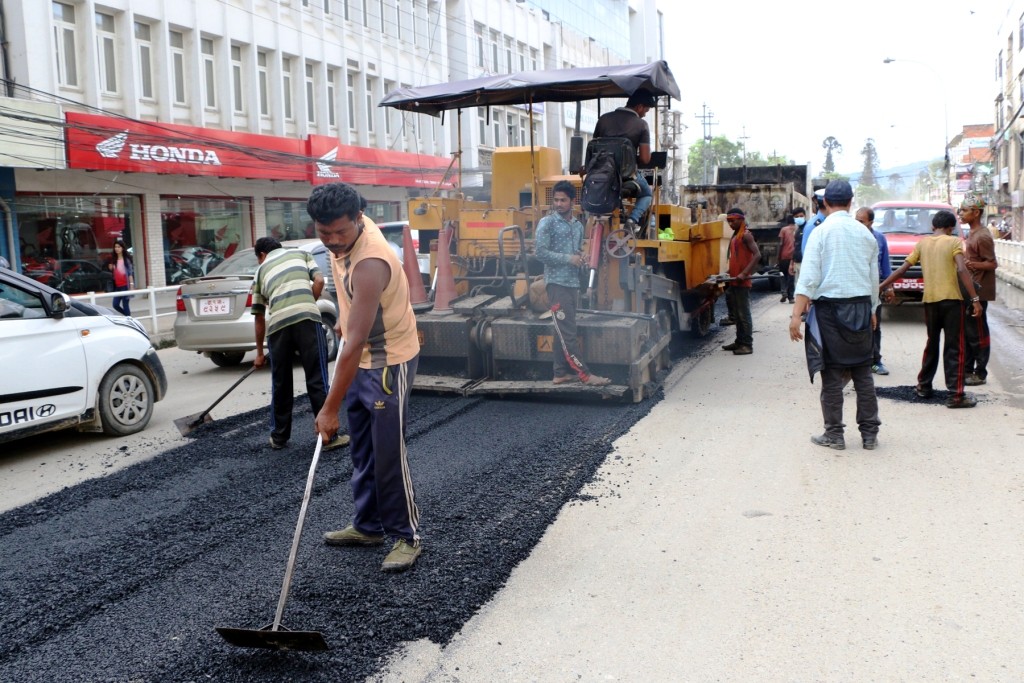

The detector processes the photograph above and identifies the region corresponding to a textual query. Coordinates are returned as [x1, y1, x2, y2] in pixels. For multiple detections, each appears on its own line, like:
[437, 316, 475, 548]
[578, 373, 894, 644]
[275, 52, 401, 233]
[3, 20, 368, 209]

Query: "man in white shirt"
[789, 180, 881, 451]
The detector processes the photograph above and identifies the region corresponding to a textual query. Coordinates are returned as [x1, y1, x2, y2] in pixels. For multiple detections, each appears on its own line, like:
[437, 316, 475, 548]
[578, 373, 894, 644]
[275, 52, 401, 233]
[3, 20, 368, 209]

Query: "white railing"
[996, 239, 1024, 277]
[72, 285, 180, 341]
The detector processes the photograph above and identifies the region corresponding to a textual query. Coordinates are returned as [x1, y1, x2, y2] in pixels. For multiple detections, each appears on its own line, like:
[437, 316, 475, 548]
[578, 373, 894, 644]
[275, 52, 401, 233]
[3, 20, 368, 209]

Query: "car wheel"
[98, 364, 155, 436]
[321, 315, 339, 362]
[210, 351, 246, 367]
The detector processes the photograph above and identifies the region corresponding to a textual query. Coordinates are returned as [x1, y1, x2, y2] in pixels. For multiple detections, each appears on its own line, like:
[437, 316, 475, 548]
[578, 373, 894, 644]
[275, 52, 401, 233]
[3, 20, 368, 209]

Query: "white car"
[378, 221, 431, 286]
[0, 267, 168, 443]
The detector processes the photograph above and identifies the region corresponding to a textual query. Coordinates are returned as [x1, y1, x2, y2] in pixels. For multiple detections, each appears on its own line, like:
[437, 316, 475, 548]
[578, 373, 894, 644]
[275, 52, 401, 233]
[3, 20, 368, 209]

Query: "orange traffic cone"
[432, 223, 457, 312]
[402, 224, 428, 304]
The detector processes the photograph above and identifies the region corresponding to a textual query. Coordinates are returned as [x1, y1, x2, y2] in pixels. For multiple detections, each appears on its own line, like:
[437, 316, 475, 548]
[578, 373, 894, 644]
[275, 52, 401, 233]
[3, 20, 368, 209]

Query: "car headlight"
[111, 315, 149, 338]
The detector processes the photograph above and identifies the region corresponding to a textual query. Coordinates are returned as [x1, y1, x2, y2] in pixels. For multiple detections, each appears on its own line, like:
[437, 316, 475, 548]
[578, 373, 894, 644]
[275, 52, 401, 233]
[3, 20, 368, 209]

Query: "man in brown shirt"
[958, 192, 998, 386]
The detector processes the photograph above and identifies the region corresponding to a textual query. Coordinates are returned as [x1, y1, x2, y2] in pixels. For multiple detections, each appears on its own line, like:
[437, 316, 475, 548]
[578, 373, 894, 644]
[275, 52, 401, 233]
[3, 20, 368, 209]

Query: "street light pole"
[883, 57, 951, 204]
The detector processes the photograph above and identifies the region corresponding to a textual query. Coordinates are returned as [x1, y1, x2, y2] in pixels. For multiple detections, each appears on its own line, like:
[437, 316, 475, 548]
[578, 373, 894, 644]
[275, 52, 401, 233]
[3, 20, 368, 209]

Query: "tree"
[822, 136, 842, 173]
[860, 138, 880, 188]
[687, 136, 744, 183]
[887, 172, 904, 196]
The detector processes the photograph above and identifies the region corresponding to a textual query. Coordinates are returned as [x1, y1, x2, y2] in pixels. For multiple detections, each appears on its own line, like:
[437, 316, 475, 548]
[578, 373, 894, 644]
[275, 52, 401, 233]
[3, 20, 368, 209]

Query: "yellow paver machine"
[381, 61, 726, 402]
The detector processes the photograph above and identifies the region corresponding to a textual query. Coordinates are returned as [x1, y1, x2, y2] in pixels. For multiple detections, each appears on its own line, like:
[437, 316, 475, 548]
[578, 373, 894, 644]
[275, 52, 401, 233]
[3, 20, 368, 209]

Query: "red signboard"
[308, 135, 457, 189]
[65, 112, 309, 181]
[65, 113, 458, 189]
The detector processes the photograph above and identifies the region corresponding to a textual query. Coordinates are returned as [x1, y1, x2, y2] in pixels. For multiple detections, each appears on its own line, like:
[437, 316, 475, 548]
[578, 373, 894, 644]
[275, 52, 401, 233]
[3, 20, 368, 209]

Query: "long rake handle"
[194, 365, 257, 423]
[272, 434, 323, 631]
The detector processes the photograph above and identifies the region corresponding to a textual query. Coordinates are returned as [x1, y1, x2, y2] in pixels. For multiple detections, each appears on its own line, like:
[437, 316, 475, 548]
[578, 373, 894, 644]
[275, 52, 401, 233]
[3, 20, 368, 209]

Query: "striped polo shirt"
[251, 248, 322, 337]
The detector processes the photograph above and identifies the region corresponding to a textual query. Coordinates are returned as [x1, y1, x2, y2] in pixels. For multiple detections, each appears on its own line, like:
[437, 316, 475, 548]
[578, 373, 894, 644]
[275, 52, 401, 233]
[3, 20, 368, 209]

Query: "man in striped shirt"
[252, 236, 347, 451]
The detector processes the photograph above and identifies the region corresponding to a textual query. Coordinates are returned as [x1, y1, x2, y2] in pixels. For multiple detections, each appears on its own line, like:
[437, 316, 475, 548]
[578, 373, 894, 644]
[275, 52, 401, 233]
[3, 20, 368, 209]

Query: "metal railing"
[72, 285, 180, 341]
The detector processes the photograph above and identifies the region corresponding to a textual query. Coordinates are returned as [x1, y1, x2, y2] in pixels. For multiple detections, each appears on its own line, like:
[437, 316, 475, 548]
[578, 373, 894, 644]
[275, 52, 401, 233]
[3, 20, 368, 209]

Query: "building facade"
[0, 0, 668, 290]
[992, 1, 1024, 239]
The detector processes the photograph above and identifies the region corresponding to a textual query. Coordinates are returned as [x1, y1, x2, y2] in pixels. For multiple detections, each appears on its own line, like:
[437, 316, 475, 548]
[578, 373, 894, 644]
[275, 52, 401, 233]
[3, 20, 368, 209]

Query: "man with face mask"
[790, 206, 807, 281]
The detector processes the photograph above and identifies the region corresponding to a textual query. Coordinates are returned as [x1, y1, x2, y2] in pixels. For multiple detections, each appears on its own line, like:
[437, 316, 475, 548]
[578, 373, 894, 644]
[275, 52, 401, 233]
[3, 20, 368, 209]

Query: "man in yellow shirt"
[880, 210, 983, 408]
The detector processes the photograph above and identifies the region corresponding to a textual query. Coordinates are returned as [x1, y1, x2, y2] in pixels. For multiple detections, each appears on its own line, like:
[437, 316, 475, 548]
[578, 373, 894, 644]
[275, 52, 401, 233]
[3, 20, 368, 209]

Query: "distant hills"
[841, 158, 943, 192]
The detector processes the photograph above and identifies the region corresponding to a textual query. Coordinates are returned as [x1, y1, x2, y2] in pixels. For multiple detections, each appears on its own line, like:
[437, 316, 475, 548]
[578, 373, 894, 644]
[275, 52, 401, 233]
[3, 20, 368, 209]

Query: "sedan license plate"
[198, 297, 230, 316]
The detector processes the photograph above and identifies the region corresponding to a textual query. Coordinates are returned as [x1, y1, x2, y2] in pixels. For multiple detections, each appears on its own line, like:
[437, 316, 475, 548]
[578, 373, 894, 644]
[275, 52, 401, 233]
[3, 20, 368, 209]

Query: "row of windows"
[474, 22, 540, 75]
[52, 1, 427, 136]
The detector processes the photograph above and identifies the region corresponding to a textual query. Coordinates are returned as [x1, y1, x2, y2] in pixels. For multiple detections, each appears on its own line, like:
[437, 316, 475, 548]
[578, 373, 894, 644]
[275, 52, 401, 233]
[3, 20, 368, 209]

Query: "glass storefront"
[161, 196, 251, 285]
[265, 199, 315, 241]
[14, 194, 141, 294]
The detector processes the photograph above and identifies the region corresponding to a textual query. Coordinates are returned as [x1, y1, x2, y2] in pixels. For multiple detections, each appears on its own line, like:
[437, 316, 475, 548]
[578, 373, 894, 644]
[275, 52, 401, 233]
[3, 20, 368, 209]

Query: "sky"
[660, 0, 1010, 177]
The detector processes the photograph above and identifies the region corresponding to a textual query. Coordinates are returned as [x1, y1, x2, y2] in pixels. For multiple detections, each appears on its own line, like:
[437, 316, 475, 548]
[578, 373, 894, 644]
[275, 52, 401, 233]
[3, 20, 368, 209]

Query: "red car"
[871, 200, 956, 303]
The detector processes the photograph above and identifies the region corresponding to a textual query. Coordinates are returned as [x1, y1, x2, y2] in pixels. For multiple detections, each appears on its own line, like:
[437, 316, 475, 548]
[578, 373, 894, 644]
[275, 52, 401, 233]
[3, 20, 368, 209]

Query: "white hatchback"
[0, 267, 168, 443]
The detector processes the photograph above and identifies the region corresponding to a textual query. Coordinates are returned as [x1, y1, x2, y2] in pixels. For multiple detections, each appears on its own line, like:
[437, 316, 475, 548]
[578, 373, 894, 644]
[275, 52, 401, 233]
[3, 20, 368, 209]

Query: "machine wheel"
[605, 228, 636, 259]
[321, 314, 340, 361]
[98, 364, 155, 436]
[691, 303, 714, 338]
[210, 351, 245, 367]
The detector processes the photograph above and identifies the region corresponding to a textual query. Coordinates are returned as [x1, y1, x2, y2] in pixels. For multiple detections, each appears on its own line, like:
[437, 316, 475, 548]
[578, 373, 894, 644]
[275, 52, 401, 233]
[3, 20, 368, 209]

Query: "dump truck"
[681, 165, 818, 278]
[380, 62, 728, 402]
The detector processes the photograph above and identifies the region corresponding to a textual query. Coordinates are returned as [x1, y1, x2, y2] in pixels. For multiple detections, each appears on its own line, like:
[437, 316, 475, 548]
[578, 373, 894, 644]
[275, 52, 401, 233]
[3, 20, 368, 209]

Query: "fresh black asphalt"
[0, 391, 659, 682]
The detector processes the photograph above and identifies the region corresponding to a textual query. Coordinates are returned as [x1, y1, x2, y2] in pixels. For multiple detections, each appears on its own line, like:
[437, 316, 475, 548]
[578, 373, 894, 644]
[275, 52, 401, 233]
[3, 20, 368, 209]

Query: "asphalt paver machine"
[381, 62, 726, 402]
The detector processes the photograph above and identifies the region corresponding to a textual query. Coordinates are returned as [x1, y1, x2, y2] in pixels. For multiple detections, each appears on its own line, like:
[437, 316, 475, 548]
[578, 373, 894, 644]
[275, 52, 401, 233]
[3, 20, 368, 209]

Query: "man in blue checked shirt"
[534, 180, 611, 386]
[789, 180, 881, 452]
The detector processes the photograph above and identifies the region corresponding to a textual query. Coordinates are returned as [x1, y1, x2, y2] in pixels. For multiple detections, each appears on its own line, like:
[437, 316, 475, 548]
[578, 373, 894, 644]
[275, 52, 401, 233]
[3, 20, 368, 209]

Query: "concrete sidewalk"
[376, 298, 1024, 682]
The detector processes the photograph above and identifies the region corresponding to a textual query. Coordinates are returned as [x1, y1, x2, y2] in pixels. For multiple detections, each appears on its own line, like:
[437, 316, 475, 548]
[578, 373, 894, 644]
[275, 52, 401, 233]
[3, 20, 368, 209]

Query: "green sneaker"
[323, 525, 385, 546]
[381, 539, 422, 572]
[323, 433, 350, 451]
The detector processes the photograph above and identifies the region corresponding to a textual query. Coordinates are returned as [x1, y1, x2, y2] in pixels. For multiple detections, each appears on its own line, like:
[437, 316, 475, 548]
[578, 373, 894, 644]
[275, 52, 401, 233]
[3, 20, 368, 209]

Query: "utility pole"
[739, 126, 750, 166]
[695, 104, 718, 184]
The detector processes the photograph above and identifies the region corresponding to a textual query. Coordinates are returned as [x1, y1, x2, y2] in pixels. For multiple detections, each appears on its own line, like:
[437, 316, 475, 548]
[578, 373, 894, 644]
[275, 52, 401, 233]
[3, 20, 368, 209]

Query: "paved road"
[2, 295, 1023, 681]
[375, 299, 1024, 682]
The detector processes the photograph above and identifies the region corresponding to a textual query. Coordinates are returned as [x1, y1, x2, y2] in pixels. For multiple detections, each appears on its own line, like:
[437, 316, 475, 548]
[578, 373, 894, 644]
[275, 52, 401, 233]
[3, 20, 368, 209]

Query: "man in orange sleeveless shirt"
[309, 183, 423, 573]
[722, 208, 761, 355]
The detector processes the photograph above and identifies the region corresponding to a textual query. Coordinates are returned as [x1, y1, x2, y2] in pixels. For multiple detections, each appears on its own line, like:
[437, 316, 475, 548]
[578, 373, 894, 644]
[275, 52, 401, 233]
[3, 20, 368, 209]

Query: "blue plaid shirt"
[534, 211, 584, 288]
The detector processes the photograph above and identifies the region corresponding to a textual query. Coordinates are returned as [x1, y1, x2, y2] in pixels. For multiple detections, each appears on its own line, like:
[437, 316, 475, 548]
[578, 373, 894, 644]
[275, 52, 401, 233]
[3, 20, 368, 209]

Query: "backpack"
[581, 149, 621, 215]
[793, 215, 821, 263]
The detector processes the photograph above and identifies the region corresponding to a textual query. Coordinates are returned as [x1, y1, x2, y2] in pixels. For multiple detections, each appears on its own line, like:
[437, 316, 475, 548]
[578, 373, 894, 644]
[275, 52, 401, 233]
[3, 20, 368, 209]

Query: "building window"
[478, 109, 486, 143]
[362, 0, 369, 27]
[476, 24, 484, 68]
[257, 51, 269, 116]
[347, 72, 356, 130]
[324, 0, 332, 14]
[135, 22, 154, 99]
[170, 30, 187, 105]
[366, 76, 376, 132]
[490, 31, 499, 72]
[161, 197, 252, 282]
[282, 57, 293, 120]
[265, 200, 316, 241]
[383, 80, 394, 135]
[505, 37, 513, 75]
[1019, 12, 1024, 48]
[327, 68, 337, 127]
[95, 12, 118, 94]
[305, 63, 316, 124]
[201, 38, 216, 108]
[232, 45, 244, 113]
[52, 2, 78, 87]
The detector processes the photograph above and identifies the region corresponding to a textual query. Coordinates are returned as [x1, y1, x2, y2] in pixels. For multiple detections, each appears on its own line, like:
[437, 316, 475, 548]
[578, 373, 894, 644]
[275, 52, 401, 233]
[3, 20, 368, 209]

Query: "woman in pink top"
[107, 239, 134, 316]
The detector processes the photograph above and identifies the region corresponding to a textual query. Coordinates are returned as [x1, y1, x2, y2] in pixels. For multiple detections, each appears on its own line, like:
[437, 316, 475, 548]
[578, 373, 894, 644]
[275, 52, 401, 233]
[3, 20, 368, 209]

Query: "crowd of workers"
[714, 179, 1000, 451]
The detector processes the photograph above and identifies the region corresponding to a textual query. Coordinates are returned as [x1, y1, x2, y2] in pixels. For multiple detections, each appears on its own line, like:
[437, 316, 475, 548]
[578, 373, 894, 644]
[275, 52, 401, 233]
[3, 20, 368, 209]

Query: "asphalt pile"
[0, 392, 656, 682]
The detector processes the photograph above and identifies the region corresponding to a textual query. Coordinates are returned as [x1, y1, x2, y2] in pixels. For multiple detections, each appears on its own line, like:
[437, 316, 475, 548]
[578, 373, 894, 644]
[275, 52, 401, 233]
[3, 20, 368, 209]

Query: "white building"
[0, 0, 666, 287]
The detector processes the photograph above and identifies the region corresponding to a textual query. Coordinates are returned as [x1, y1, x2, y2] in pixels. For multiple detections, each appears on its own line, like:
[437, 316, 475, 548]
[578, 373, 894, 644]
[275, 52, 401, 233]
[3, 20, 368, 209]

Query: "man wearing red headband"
[721, 208, 760, 355]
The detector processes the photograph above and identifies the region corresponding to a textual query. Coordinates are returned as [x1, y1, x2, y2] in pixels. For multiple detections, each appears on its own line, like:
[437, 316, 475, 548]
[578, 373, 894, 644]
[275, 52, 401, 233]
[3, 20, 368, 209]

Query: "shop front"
[6, 112, 456, 289]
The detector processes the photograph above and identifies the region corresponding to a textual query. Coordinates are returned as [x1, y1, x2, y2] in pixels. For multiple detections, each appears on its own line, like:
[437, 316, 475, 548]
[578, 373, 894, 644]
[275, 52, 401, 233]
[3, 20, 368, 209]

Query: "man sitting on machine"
[592, 90, 655, 232]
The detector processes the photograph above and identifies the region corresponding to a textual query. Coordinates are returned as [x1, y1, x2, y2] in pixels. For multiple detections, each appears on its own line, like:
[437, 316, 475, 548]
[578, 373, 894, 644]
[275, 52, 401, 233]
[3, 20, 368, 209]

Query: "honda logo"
[95, 132, 223, 166]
